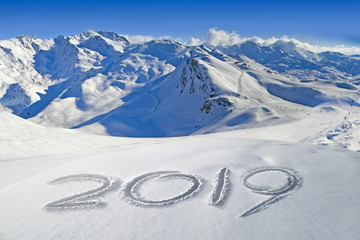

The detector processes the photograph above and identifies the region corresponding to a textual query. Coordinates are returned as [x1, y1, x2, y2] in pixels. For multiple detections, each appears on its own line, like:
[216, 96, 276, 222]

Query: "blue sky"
[0, 0, 359, 47]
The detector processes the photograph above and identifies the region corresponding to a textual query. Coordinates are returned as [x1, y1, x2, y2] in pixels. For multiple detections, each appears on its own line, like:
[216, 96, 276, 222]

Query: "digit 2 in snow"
[45, 167, 302, 217]
[45, 174, 120, 210]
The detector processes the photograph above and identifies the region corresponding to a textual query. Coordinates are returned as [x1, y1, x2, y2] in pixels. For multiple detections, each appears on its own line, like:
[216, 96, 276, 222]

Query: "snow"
[1, 31, 360, 239]
[1, 31, 359, 138]
[1, 130, 360, 239]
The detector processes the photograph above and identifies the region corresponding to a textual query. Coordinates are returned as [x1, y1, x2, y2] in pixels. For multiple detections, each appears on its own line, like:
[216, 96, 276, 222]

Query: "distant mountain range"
[0, 31, 359, 136]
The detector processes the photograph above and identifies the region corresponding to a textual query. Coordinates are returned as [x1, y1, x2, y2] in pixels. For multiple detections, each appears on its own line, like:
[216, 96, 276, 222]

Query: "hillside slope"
[0, 31, 359, 137]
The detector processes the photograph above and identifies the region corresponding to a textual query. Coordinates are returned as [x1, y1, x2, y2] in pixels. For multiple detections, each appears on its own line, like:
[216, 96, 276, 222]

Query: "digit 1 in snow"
[209, 168, 231, 206]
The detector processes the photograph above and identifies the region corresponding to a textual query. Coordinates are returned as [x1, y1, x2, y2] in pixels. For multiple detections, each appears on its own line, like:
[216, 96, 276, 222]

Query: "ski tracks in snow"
[237, 70, 244, 94]
[146, 91, 161, 114]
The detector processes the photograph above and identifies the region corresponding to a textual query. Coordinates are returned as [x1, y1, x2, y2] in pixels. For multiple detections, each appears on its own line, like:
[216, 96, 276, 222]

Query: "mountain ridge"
[0, 31, 359, 137]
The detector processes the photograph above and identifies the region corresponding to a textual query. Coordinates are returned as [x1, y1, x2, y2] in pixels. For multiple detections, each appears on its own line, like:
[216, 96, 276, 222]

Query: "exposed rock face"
[0, 31, 359, 137]
[178, 58, 232, 114]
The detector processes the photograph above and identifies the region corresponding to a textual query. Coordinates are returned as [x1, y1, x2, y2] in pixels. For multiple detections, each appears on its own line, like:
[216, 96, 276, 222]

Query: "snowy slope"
[1, 131, 360, 240]
[1, 31, 360, 239]
[0, 109, 148, 159]
[1, 31, 359, 138]
[216, 39, 360, 82]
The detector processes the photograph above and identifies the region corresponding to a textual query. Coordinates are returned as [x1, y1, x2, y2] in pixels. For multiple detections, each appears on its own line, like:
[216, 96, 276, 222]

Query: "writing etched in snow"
[45, 167, 302, 217]
[209, 167, 231, 206]
[45, 174, 120, 210]
[240, 167, 302, 217]
[122, 171, 202, 207]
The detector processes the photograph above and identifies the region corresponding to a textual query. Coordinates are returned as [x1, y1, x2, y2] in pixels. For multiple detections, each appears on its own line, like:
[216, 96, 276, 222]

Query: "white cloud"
[186, 37, 203, 46]
[123, 29, 360, 55]
[206, 28, 243, 46]
[123, 35, 177, 44]
[203, 28, 360, 55]
[329, 45, 360, 55]
[158, 36, 172, 40]
[260, 36, 360, 55]
[123, 35, 154, 44]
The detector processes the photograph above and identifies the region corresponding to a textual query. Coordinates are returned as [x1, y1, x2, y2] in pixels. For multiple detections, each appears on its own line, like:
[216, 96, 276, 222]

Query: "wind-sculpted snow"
[226, 112, 254, 126]
[336, 82, 357, 90]
[240, 167, 302, 217]
[265, 84, 326, 107]
[45, 174, 120, 210]
[122, 171, 203, 207]
[311, 119, 360, 152]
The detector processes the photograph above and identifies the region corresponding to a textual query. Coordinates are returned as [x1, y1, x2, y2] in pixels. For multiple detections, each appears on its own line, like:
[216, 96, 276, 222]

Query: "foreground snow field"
[1, 135, 360, 239]
[1, 109, 360, 240]
[1, 31, 360, 239]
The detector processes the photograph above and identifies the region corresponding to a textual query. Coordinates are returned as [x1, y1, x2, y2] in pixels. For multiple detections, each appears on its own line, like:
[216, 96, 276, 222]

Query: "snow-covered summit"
[0, 31, 359, 138]
[1, 32, 360, 240]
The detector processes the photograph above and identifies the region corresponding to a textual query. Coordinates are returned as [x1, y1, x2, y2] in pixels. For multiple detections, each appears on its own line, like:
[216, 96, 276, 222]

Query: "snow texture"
[0, 31, 359, 139]
[122, 171, 203, 207]
[45, 174, 120, 210]
[1, 31, 360, 240]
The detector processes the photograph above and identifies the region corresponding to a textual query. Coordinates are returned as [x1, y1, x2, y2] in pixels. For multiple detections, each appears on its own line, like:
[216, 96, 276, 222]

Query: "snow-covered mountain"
[0, 31, 359, 137]
[2, 31, 360, 240]
[215, 40, 360, 82]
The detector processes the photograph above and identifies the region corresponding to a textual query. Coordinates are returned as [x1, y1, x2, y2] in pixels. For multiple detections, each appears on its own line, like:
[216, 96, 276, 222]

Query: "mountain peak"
[77, 30, 130, 45]
[1, 30, 360, 137]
